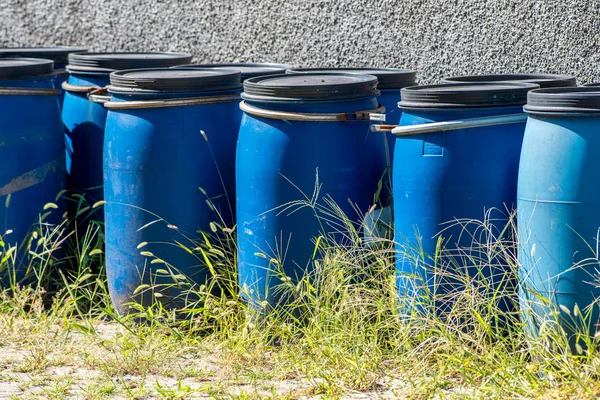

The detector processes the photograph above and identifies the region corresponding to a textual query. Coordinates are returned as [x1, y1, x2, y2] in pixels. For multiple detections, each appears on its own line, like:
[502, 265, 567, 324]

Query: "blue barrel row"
[3, 47, 600, 351]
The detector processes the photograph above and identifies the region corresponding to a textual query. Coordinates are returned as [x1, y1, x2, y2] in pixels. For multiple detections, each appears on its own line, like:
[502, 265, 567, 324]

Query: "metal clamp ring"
[103, 93, 241, 110]
[240, 101, 386, 122]
[0, 87, 60, 96]
[62, 81, 102, 94]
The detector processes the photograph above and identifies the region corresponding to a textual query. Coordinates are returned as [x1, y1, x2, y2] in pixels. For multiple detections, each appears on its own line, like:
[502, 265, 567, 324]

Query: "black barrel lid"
[0, 47, 87, 65]
[179, 63, 292, 80]
[242, 73, 379, 102]
[399, 82, 539, 108]
[0, 58, 54, 80]
[287, 67, 417, 89]
[68, 52, 192, 73]
[441, 74, 576, 88]
[524, 87, 600, 113]
[109, 68, 242, 92]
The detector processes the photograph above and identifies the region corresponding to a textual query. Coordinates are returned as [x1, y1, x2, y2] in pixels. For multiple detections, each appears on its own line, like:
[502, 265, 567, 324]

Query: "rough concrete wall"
[1, 0, 599, 84]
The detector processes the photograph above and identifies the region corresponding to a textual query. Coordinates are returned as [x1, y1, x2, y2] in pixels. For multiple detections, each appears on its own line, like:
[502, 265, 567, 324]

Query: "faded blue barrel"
[394, 83, 539, 315]
[287, 67, 417, 164]
[518, 87, 600, 351]
[0, 47, 87, 106]
[62, 52, 192, 216]
[178, 63, 292, 80]
[103, 68, 242, 314]
[0, 59, 65, 284]
[237, 73, 386, 311]
[441, 73, 576, 88]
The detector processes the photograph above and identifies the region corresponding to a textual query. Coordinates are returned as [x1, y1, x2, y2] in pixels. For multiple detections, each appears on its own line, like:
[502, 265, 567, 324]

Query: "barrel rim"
[524, 87, 600, 113]
[108, 68, 242, 93]
[67, 52, 193, 72]
[0, 46, 88, 65]
[287, 67, 417, 89]
[441, 73, 577, 89]
[178, 63, 292, 80]
[242, 72, 380, 102]
[399, 82, 539, 108]
[0, 57, 56, 80]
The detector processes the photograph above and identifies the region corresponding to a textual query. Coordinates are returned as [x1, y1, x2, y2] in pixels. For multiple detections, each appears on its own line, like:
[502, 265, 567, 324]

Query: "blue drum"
[0, 59, 65, 284]
[61, 52, 192, 215]
[518, 87, 600, 351]
[236, 73, 386, 310]
[103, 68, 242, 314]
[394, 83, 538, 315]
[0, 46, 87, 106]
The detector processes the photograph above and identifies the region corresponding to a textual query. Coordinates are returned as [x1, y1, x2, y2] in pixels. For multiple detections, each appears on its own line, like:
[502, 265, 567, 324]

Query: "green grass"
[0, 191, 599, 399]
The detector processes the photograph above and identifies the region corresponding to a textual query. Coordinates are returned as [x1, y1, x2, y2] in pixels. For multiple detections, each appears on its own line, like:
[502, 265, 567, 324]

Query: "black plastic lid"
[67, 52, 192, 73]
[524, 87, 600, 113]
[179, 63, 292, 80]
[441, 74, 576, 89]
[399, 82, 539, 108]
[0, 58, 54, 80]
[287, 67, 417, 89]
[109, 68, 242, 92]
[0, 47, 87, 65]
[242, 73, 379, 102]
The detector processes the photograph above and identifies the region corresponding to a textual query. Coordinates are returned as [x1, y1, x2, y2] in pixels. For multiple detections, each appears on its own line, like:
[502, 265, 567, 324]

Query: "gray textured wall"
[1, 0, 599, 84]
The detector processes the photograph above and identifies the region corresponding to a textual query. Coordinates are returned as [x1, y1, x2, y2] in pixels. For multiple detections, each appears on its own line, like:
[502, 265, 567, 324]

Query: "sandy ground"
[0, 322, 411, 399]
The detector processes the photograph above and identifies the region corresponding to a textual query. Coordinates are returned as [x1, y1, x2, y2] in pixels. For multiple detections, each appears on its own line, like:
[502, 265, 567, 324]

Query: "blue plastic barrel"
[103, 68, 242, 314]
[0, 47, 87, 106]
[237, 73, 386, 310]
[61, 52, 192, 215]
[287, 67, 417, 164]
[394, 82, 539, 314]
[441, 73, 576, 88]
[0, 59, 65, 283]
[178, 63, 292, 81]
[518, 87, 600, 351]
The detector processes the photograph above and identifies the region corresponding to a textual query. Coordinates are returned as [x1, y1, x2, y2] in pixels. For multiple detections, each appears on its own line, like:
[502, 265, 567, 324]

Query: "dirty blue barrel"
[394, 82, 539, 315]
[237, 73, 386, 311]
[518, 87, 600, 351]
[61, 52, 192, 218]
[0, 59, 65, 284]
[441, 73, 576, 88]
[0, 47, 87, 106]
[287, 67, 417, 164]
[178, 63, 292, 80]
[103, 68, 242, 314]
